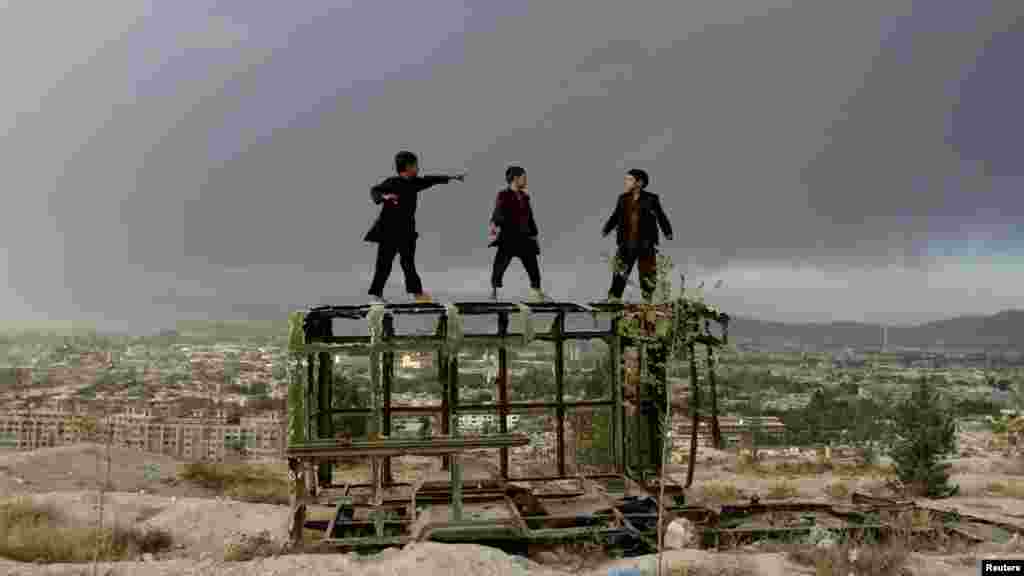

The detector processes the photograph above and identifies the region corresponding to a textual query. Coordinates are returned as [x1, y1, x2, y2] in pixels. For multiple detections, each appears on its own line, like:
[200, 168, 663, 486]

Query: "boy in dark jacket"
[601, 169, 673, 302]
[488, 165, 545, 302]
[364, 150, 464, 304]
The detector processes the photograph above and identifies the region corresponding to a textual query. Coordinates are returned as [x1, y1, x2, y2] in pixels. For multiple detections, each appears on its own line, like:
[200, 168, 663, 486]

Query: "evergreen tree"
[890, 378, 958, 498]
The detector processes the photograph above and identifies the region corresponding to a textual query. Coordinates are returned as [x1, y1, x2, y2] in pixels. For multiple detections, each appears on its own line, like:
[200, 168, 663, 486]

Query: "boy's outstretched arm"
[414, 173, 466, 192]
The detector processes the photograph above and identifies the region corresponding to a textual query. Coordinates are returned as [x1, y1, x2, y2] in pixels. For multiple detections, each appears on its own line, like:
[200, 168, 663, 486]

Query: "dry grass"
[178, 461, 291, 504]
[825, 481, 851, 500]
[765, 480, 799, 500]
[734, 458, 892, 480]
[985, 480, 1024, 499]
[787, 540, 911, 576]
[0, 497, 173, 563]
[697, 481, 740, 503]
[223, 529, 281, 561]
[665, 559, 759, 575]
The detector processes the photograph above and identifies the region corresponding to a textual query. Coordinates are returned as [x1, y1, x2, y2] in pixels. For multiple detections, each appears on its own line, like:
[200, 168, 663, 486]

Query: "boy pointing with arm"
[364, 150, 465, 304]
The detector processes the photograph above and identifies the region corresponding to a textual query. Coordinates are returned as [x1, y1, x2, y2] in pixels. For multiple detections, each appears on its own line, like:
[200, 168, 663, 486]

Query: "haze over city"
[2, 1, 1021, 333]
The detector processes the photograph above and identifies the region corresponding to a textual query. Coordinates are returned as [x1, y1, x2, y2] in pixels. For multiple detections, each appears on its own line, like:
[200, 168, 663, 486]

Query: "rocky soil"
[2, 439, 1024, 575]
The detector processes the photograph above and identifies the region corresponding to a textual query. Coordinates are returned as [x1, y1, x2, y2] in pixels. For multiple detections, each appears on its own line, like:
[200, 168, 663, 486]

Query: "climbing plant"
[595, 253, 730, 574]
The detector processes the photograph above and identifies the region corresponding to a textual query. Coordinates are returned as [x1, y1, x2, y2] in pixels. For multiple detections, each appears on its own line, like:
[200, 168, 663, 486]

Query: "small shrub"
[0, 497, 173, 563]
[224, 530, 280, 561]
[825, 481, 851, 500]
[772, 460, 829, 477]
[698, 482, 739, 503]
[834, 462, 893, 478]
[733, 457, 764, 476]
[986, 480, 1024, 499]
[765, 480, 798, 500]
[179, 462, 290, 504]
[666, 559, 758, 575]
[786, 541, 910, 576]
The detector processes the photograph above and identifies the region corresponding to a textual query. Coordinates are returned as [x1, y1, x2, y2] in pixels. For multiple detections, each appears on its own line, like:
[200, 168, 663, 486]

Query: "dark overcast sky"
[2, 0, 1022, 332]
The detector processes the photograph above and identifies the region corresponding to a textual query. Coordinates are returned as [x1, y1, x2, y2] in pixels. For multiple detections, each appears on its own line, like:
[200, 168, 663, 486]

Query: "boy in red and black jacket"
[488, 165, 545, 302]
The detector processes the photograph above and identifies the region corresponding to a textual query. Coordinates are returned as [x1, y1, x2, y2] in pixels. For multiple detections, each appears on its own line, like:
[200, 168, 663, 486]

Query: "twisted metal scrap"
[515, 303, 534, 345]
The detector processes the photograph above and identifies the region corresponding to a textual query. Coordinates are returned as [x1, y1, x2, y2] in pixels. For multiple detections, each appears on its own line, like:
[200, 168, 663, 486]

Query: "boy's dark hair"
[395, 150, 418, 173]
[505, 165, 526, 184]
[627, 168, 649, 188]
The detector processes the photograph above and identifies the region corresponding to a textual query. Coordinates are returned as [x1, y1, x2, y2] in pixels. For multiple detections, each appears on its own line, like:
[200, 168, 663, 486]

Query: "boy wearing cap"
[601, 169, 674, 303]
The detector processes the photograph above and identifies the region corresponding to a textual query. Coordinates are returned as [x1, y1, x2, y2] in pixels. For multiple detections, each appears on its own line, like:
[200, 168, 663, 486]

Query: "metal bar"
[438, 316, 450, 471]
[368, 329, 381, 502]
[457, 400, 616, 411]
[382, 314, 395, 484]
[686, 341, 700, 488]
[301, 331, 618, 352]
[317, 406, 439, 416]
[554, 312, 566, 477]
[307, 301, 618, 320]
[319, 330, 614, 344]
[306, 354, 316, 442]
[368, 349, 380, 439]
[497, 311, 510, 480]
[610, 323, 623, 474]
[287, 434, 530, 458]
[317, 350, 333, 486]
[638, 341, 652, 471]
[449, 349, 462, 522]
[317, 536, 411, 548]
[506, 473, 624, 483]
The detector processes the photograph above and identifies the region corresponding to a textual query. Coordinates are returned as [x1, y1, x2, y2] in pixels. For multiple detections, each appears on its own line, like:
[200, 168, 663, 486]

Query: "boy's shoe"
[606, 295, 623, 304]
[527, 288, 547, 303]
[489, 287, 500, 301]
[368, 295, 389, 305]
[413, 292, 433, 304]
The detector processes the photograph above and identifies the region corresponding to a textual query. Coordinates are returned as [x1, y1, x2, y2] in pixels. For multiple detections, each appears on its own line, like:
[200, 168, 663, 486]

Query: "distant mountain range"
[5, 301, 1019, 351]
[728, 309, 1023, 350]
[212, 303, 1023, 350]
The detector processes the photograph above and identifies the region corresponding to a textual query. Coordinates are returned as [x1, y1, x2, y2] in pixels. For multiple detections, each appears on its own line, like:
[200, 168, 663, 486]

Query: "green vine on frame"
[515, 303, 534, 345]
[445, 303, 464, 353]
[287, 356, 305, 445]
[367, 304, 386, 345]
[287, 311, 305, 353]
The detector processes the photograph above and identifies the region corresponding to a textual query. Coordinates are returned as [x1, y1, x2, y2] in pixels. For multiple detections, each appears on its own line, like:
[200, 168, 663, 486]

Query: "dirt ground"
[0, 444, 221, 499]
[2, 436, 1024, 575]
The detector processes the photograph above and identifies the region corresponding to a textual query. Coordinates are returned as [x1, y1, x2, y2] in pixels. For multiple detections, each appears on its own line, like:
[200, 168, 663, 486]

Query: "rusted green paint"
[288, 356, 305, 445]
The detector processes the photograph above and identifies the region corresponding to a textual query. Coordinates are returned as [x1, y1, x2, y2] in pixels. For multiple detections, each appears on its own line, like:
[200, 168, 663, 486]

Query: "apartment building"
[0, 400, 285, 462]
